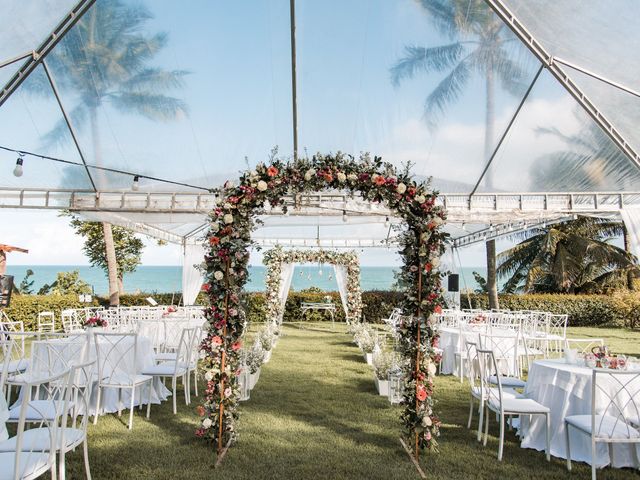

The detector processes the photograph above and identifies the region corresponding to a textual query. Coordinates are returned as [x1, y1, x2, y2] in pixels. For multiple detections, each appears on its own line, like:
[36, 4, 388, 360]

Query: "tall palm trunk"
[623, 224, 635, 290]
[484, 68, 499, 308]
[486, 239, 499, 309]
[89, 105, 120, 305]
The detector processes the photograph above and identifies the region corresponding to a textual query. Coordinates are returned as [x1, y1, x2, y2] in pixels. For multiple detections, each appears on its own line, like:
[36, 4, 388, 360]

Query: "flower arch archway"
[263, 246, 362, 324]
[198, 153, 447, 459]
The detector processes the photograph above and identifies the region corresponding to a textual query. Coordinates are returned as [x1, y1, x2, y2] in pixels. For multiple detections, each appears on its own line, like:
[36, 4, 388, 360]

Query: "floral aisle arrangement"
[82, 315, 107, 329]
[263, 246, 363, 324]
[197, 153, 448, 455]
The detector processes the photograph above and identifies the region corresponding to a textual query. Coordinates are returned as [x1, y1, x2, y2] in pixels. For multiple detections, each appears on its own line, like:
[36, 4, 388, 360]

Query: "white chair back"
[37, 311, 56, 333]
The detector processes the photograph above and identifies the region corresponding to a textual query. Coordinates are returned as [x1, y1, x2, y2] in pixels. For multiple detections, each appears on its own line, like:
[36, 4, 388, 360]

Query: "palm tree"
[530, 121, 640, 192]
[497, 216, 638, 293]
[30, 0, 188, 305]
[390, 0, 529, 308]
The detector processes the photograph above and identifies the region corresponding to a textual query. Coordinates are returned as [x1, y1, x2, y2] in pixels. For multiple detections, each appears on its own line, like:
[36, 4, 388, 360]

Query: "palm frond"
[39, 104, 89, 150]
[423, 57, 471, 126]
[120, 68, 189, 94]
[109, 92, 188, 121]
[390, 43, 464, 86]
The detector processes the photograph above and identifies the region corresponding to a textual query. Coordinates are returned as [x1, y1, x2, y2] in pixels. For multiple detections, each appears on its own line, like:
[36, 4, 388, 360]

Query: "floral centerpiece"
[162, 305, 177, 317]
[83, 315, 107, 329]
[197, 153, 448, 455]
[589, 345, 627, 369]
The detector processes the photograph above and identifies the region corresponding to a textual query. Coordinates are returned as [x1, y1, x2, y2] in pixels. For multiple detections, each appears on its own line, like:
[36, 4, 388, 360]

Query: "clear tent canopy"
[1, 0, 640, 251]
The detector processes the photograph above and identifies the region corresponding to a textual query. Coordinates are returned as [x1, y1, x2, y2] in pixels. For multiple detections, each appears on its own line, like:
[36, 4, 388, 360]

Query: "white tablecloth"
[522, 359, 640, 468]
[25, 333, 170, 416]
[0, 393, 7, 442]
[138, 316, 205, 350]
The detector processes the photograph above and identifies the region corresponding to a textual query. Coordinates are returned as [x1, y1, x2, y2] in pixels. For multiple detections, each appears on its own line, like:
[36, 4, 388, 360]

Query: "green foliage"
[3, 294, 97, 331]
[497, 216, 637, 293]
[66, 214, 144, 281]
[472, 271, 488, 294]
[37, 270, 92, 296]
[461, 293, 640, 328]
[14, 269, 35, 294]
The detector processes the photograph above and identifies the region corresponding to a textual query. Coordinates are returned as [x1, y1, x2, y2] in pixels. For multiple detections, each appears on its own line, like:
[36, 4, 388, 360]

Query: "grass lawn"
[57, 323, 640, 479]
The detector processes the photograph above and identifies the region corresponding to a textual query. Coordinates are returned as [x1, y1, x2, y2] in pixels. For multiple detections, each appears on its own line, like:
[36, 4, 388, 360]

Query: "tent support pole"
[469, 64, 543, 198]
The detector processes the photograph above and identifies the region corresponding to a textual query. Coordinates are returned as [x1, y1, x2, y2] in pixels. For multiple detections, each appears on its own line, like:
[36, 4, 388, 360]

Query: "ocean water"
[5, 265, 485, 295]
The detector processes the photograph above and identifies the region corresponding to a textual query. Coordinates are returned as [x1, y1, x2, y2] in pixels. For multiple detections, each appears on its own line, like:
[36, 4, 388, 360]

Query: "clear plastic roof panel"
[0, 0, 81, 86]
[1, 0, 639, 201]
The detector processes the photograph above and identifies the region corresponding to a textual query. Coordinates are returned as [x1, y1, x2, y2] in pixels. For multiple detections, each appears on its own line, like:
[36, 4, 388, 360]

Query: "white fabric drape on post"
[182, 243, 206, 305]
[620, 207, 640, 259]
[333, 265, 348, 316]
[278, 263, 295, 321]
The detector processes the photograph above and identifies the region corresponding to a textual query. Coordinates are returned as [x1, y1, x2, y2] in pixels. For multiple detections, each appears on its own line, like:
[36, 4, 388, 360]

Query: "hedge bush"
[460, 293, 635, 328]
[6, 290, 639, 330]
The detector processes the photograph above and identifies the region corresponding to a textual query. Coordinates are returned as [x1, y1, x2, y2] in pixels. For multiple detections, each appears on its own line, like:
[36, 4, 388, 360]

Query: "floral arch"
[198, 153, 447, 460]
[263, 246, 363, 324]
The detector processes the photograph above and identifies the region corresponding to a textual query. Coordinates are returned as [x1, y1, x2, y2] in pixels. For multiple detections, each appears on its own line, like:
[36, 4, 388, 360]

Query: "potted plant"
[373, 350, 397, 396]
[258, 327, 276, 363]
[355, 325, 377, 365]
[246, 342, 265, 389]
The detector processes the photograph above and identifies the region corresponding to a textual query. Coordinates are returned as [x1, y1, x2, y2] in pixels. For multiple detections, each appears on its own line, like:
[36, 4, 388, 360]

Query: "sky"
[0, 0, 634, 269]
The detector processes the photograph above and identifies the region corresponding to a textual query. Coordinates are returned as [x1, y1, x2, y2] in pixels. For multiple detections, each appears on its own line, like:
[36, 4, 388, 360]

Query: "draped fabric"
[620, 207, 640, 259]
[334, 265, 348, 316]
[182, 243, 206, 305]
[277, 263, 295, 322]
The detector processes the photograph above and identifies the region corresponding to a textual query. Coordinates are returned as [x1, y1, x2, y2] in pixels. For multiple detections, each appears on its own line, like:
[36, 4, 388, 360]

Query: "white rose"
[433, 216, 444, 226]
[204, 371, 214, 381]
[202, 418, 213, 429]
[415, 194, 426, 204]
[422, 416, 433, 427]
[304, 169, 316, 181]
[430, 257, 440, 268]
[223, 213, 234, 224]
[427, 362, 437, 376]
[347, 173, 357, 181]
[337, 172, 347, 183]
[210, 222, 220, 233]
[214, 271, 224, 281]
[396, 183, 407, 194]
[257, 180, 268, 191]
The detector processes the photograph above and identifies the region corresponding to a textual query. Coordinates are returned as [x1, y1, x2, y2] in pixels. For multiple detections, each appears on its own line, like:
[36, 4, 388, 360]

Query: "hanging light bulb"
[488, 224, 494, 232]
[342, 210, 348, 223]
[384, 216, 390, 228]
[132, 175, 140, 191]
[318, 269, 323, 276]
[508, 223, 513, 231]
[13, 154, 24, 177]
[461, 222, 467, 231]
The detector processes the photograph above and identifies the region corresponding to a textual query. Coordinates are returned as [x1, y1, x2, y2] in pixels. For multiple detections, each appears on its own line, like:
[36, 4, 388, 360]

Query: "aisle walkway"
[223, 324, 414, 479]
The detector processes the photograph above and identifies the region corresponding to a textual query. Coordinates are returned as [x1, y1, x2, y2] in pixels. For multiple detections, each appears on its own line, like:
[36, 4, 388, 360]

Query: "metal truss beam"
[1, 188, 639, 217]
[484, 0, 640, 173]
[251, 238, 398, 248]
[0, 0, 97, 108]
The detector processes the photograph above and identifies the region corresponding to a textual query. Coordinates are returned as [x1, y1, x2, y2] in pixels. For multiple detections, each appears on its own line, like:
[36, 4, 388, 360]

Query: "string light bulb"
[342, 210, 348, 223]
[384, 216, 390, 228]
[132, 175, 140, 191]
[488, 224, 494, 232]
[13, 154, 24, 177]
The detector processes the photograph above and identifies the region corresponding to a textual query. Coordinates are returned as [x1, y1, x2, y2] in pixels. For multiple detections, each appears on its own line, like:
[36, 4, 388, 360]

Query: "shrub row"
[461, 293, 639, 328]
[5, 290, 639, 330]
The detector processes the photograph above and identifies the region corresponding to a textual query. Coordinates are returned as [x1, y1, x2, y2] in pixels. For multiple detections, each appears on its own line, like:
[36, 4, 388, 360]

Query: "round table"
[521, 359, 640, 468]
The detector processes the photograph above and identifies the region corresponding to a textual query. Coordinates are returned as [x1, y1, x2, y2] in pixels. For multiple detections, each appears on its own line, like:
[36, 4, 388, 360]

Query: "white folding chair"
[565, 369, 640, 480]
[564, 338, 605, 355]
[36, 312, 56, 334]
[481, 332, 527, 389]
[141, 328, 191, 414]
[478, 349, 550, 462]
[93, 332, 152, 430]
[0, 369, 70, 480]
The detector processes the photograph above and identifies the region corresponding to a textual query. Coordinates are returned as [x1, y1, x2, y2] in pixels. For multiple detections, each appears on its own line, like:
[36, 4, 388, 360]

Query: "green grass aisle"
[61, 324, 640, 479]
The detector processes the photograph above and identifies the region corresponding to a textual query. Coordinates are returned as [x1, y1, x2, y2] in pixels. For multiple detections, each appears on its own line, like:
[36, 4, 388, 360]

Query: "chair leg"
[146, 381, 152, 419]
[172, 376, 177, 414]
[93, 386, 102, 425]
[467, 396, 474, 429]
[128, 387, 136, 430]
[483, 406, 490, 446]
[477, 401, 485, 442]
[545, 413, 551, 461]
[565, 422, 572, 471]
[498, 413, 505, 461]
[193, 369, 198, 397]
[83, 437, 92, 480]
[118, 388, 122, 417]
[184, 375, 189, 405]
[59, 450, 65, 480]
[591, 440, 597, 480]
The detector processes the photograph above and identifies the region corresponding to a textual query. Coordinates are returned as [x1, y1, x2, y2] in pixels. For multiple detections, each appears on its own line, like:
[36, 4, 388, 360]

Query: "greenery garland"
[262, 246, 362, 324]
[197, 153, 448, 453]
